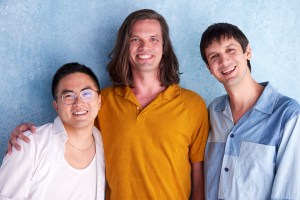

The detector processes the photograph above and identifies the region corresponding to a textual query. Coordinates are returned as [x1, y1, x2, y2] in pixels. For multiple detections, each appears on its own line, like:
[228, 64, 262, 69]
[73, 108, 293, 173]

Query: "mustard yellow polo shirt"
[98, 84, 209, 200]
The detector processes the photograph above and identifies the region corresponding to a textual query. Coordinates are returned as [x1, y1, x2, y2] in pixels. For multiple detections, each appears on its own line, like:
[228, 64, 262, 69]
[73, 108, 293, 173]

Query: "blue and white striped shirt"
[204, 82, 300, 200]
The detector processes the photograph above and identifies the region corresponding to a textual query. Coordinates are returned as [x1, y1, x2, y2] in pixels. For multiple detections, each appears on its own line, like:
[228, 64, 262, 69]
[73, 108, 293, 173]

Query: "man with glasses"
[0, 62, 105, 199]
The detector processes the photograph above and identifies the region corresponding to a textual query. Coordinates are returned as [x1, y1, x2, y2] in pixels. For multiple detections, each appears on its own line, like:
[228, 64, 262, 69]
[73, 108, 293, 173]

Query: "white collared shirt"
[0, 117, 105, 200]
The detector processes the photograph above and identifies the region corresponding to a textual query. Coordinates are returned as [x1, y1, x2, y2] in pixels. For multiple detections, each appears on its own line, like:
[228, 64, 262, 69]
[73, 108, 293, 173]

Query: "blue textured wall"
[1, 0, 299, 161]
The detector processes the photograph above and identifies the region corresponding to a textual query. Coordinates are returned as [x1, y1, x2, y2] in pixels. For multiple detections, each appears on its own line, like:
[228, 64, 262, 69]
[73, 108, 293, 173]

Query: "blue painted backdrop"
[1, 0, 299, 161]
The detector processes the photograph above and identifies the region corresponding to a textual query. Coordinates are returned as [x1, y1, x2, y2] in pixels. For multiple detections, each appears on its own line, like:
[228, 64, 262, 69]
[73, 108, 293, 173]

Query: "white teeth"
[222, 66, 235, 74]
[138, 54, 151, 59]
[73, 111, 87, 115]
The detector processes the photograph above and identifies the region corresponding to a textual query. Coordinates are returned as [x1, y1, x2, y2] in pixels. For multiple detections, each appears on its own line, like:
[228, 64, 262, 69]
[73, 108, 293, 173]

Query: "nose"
[218, 54, 228, 67]
[138, 40, 150, 50]
[73, 94, 84, 104]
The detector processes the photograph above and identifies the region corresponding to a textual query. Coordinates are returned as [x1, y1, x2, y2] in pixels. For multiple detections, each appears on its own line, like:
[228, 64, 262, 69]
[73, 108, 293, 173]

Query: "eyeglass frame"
[55, 88, 99, 105]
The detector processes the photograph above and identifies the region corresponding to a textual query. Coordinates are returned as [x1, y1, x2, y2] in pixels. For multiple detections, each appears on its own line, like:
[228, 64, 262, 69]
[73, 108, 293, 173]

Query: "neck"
[131, 75, 166, 109]
[131, 69, 161, 86]
[65, 126, 94, 147]
[225, 78, 264, 124]
[64, 125, 96, 169]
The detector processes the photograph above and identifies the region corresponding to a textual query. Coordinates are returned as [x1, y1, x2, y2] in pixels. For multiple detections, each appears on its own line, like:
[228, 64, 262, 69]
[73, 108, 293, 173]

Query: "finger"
[10, 132, 21, 151]
[23, 122, 36, 133]
[12, 127, 31, 143]
[7, 142, 12, 155]
[18, 132, 31, 143]
[16, 122, 36, 133]
[28, 125, 37, 133]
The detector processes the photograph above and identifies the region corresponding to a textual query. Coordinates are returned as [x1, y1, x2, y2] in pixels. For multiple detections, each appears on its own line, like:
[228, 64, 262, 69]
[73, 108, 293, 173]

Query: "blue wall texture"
[0, 0, 299, 161]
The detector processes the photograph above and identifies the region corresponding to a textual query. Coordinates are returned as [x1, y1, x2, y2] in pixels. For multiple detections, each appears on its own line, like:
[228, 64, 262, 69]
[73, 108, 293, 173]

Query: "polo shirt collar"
[113, 84, 181, 101]
[162, 84, 181, 100]
[114, 86, 138, 104]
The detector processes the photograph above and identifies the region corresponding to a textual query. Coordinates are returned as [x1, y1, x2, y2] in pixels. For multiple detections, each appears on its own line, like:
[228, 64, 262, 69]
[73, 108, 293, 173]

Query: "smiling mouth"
[222, 66, 236, 75]
[137, 54, 152, 59]
[73, 111, 88, 116]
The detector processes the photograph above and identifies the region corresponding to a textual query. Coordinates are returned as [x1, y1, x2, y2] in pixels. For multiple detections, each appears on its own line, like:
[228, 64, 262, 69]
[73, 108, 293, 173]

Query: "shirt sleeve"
[0, 135, 36, 200]
[188, 94, 210, 163]
[271, 115, 300, 199]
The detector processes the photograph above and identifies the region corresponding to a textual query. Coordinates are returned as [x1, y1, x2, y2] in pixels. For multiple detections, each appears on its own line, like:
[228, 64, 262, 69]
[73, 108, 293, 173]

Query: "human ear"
[206, 64, 213, 74]
[53, 100, 59, 112]
[245, 44, 252, 59]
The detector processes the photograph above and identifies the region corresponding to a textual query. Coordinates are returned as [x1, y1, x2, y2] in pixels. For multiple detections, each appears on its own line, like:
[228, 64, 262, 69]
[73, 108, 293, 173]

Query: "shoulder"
[6, 123, 54, 162]
[208, 95, 227, 110]
[178, 86, 206, 107]
[100, 86, 126, 102]
[261, 82, 300, 118]
[176, 87, 208, 120]
[275, 93, 300, 119]
[276, 93, 300, 110]
[100, 86, 114, 95]
[22, 123, 53, 145]
[100, 86, 126, 109]
[100, 86, 123, 97]
[19, 123, 54, 155]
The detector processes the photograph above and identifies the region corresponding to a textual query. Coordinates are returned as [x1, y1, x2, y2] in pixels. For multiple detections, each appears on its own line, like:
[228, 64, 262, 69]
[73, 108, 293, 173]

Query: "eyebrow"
[61, 89, 74, 94]
[206, 43, 237, 58]
[226, 43, 236, 48]
[61, 87, 93, 94]
[206, 51, 216, 58]
[130, 34, 161, 38]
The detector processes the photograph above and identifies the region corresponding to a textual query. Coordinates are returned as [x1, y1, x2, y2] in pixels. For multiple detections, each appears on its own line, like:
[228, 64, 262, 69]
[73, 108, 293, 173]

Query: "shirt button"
[230, 134, 234, 138]
[224, 167, 229, 172]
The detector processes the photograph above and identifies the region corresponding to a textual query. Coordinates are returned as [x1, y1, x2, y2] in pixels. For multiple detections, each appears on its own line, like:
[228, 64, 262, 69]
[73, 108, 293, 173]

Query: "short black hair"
[200, 23, 251, 71]
[52, 62, 100, 99]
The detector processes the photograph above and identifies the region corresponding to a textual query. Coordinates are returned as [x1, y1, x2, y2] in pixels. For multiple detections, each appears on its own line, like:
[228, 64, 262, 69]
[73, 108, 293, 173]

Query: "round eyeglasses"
[57, 89, 99, 105]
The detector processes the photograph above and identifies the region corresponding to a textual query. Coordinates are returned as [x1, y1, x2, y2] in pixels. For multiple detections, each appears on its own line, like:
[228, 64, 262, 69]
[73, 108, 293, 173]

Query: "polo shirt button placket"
[136, 107, 142, 116]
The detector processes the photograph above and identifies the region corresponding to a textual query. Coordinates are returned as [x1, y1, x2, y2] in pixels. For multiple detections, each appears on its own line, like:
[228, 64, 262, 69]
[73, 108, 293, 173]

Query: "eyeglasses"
[57, 89, 99, 105]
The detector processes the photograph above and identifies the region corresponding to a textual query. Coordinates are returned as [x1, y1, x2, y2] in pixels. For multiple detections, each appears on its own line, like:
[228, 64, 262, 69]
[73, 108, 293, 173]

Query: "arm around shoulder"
[7, 122, 36, 154]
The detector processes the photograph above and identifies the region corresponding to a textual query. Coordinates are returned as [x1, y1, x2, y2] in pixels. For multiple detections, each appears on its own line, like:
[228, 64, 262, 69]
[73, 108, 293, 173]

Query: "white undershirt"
[43, 156, 97, 200]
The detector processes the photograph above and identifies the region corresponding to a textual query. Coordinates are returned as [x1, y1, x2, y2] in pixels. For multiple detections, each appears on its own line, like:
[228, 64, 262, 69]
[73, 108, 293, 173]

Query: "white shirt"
[0, 117, 105, 200]
[44, 156, 97, 200]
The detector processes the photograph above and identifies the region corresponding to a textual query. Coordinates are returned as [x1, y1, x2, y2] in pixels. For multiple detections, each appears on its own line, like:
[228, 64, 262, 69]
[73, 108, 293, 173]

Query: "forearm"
[191, 161, 205, 200]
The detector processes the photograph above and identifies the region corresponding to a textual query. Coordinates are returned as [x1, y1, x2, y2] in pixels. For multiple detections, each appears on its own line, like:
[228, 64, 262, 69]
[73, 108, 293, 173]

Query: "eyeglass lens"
[62, 89, 95, 104]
